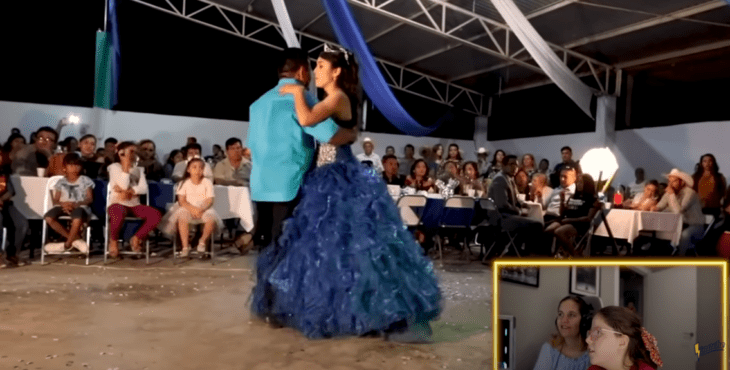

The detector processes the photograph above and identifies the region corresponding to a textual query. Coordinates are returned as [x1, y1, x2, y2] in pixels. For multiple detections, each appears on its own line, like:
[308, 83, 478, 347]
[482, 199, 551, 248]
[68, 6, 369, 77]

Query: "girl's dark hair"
[595, 306, 658, 369]
[551, 295, 591, 351]
[166, 149, 181, 166]
[491, 149, 506, 166]
[447, 144, 463, 161]
[63, 152, 82, 166]
[319, 46, 359, 97]
[182, 157, 206, 184]
[113, 141, 136, 163]
[462, 161, 479, 179]
[410, 159, 430, 179]
[79, 134, 97, 144]
[3, 133, 26, 152]
[692, 153, 724, 196]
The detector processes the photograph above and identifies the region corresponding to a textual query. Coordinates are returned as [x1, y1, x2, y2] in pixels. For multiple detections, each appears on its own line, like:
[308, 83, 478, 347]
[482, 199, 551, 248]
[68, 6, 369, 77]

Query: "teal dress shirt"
[247, 78, 338, 202]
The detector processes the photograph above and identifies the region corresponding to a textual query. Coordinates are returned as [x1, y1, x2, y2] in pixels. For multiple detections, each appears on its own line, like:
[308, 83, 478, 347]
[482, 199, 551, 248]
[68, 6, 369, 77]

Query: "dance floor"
[0, 251, 490, 370]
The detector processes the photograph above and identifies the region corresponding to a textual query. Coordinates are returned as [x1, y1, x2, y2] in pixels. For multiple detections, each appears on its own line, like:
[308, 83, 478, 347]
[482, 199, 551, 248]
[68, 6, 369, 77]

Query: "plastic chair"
[396, 195, 427, 228]
[171, 182, 214, 265]
[432, 196, 475, 264]
[104, 170, 152, 264]
[40, 175, 94, 265]
[480, 198, 521, 258]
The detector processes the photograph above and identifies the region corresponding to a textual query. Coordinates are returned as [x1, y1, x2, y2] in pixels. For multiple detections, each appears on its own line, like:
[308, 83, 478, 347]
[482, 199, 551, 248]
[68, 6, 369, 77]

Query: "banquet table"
[593, 208, 683, 247]
[10, 175, 48, 220]
[212, 185, 255, 232]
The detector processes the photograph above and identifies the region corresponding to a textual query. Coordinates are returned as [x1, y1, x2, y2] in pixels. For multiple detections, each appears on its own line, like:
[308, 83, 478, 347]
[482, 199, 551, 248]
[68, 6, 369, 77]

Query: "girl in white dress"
[160, 158, 223, 257]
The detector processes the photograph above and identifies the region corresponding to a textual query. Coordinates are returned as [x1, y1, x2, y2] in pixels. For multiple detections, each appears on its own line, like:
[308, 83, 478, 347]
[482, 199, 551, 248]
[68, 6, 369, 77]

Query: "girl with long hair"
[253, 46, 442, 342]
[533, 296, 591, 370]
[692, 153, 726, 216]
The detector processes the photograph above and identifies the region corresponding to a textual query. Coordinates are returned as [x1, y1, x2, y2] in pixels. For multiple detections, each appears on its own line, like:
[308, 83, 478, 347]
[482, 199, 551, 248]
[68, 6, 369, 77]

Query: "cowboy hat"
[476, 147, 488, 155]
[362, 137, 374, 147]
[664, 168, 693, 188]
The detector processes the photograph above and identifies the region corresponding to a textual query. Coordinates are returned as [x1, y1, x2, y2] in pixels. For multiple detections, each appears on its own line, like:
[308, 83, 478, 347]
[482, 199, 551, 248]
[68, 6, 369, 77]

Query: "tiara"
[323, 43, 351, 65]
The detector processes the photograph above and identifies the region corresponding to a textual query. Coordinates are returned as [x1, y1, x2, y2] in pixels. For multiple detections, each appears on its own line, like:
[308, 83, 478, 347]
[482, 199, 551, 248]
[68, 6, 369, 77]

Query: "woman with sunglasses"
[586, 306, 663, 370]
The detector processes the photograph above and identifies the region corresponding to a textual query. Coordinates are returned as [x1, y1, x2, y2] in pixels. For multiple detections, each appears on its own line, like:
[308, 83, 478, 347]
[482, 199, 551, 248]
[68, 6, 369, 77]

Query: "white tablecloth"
[213, 185, 254, 232]
[594, 209, 683, 247]
[10, 175, 49, 220]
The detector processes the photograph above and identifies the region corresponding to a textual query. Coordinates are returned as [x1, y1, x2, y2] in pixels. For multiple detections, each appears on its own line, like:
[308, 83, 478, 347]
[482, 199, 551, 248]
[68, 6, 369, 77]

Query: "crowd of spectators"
[0, 127, 253, 267]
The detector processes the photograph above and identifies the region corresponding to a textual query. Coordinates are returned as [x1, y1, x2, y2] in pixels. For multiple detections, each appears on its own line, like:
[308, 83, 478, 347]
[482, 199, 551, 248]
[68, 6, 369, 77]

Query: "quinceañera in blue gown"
[251, 99, 442, 340]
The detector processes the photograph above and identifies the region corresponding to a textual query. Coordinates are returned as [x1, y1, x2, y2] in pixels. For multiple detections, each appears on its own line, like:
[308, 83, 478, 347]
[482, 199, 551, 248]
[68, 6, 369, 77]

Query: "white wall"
[2, 100, 728, 187]
[499, 266, 618, 370]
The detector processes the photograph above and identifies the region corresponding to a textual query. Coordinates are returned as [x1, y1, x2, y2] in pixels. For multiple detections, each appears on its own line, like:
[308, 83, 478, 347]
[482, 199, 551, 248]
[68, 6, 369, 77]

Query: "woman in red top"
[586, 306, 663, 370]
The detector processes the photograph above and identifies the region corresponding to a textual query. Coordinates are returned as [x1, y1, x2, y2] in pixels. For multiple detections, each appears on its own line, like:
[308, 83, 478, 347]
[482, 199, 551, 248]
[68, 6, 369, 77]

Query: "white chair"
[396, 195, 427, 227]
[433, 196, 476, 264]
[103, 173, 152, 264]
[40, 175, 94, 265]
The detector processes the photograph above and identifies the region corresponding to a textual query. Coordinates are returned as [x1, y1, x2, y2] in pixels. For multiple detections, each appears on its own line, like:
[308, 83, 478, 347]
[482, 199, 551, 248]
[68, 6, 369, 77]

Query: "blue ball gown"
[251, 144, 442, 339]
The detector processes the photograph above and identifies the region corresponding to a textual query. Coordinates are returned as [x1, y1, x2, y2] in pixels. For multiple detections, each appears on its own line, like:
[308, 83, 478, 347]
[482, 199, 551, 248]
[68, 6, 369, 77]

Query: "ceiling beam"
[365, 2, 439, 43]
[563, 1, 727, 49]
[300, 11, 326, 32]
[615, 39, 730, 69]
[524, 0, 580, 19]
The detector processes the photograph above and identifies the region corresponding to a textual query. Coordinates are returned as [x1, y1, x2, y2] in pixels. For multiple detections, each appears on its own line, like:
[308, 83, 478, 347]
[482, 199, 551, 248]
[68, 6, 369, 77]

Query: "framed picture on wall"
[500, 266, 539, 287]
[570, 266, 600, 296]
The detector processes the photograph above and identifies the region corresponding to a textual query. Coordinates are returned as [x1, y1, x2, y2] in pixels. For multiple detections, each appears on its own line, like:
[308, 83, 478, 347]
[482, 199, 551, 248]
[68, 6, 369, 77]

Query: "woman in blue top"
[250, 45, 442, 343]
[533, 296, 591, 370]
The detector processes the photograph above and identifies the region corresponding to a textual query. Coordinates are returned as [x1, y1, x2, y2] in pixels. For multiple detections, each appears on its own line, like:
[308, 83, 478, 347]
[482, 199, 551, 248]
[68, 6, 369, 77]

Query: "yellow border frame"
[492, 258, 729, 370]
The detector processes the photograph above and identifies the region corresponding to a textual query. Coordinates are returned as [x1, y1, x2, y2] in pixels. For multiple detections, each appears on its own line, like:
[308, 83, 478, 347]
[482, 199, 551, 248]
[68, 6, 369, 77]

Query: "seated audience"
[443, 144, 463, 170]
[187, 137, 197, 146]
[164, 149, 184, 179]
[551, 146, 582, 188]
[214, 138, 251, 187]
[384, 145, 395, 156]
[627, 168, 646, 199]
[650, 169, 704, 256]
[544, 174, 600, 257]
[103, 137, 118, 164]
[533, 296, 591, 370]
[586, 306, 663, 370]
[2, 133, 27, 165]
[61, 137, 79, 154]
[514, 168, 530, 197]
[439, 160, 461, 183]
[12, 126, 57, 176]
[692, 153, 726, 216]
[399, 144, 416, 177]
[529, 173, 553, 208]
[172, 143, 214, 182]
[538, 158, 550, 176]
[212, 144, 226, 165]
[521, 153, 537, 178]
[137, 139, 166, 182]
[48, 134, 106, 178]
[381, 154, 405, 187]
[545, 166, 579, 223]
[0, 152, 29, 268]
[43, 153, 94, 253]
[487, 155, 543, 254]
[698, 183, 730, 255]
[624, 180, 659, 211]
[430, 144, 444, 176]
[485, 149, 505, 179]
[405, 159, 435, 192]
[356, 137, 384, 174]
[160, 158, 223, 257]
[459, 161, 485, 197]
[107, 142, 163, 258]
[242, 147, 251, 161]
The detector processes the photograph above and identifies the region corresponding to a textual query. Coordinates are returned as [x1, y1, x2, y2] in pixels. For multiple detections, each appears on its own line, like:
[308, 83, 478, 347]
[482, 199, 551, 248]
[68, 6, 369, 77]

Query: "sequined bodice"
[317, 143, 338, 167]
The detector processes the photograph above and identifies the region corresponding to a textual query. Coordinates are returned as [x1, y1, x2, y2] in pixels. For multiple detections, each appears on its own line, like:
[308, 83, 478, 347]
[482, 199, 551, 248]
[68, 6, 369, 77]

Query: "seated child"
[44, 153, 94, 253]
[160, 158, 223, 257]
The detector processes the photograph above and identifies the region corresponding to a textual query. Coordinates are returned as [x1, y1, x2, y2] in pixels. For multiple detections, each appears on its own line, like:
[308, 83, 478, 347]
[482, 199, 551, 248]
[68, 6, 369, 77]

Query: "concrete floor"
[0, 249, 491, 370]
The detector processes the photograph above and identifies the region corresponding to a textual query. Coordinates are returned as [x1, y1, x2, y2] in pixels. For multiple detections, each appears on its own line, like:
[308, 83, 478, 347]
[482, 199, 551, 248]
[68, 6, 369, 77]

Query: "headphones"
[554, 295, 593, 340]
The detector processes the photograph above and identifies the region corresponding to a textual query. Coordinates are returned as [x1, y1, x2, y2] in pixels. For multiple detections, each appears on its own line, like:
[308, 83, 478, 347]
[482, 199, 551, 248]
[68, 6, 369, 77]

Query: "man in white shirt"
[172, 143, 214, 183]
[627, 167, 646, 198]
[356, 137, 384, 174]
[544, 166, 578, 223]
[214, 138, 251, 187]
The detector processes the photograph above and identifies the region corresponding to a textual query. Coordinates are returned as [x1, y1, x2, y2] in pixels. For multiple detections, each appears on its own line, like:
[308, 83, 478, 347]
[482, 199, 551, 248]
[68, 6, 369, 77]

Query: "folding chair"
[40, 176, 94, 265]
[480, 198, 521, 258]
[103, 173, 153, 264]
[1, 227, 6, 253]
[433, 196, 475, 264]
[702, 214, 716, 239]
[572, 203, 607, 257]
[396, 195, 427, 229]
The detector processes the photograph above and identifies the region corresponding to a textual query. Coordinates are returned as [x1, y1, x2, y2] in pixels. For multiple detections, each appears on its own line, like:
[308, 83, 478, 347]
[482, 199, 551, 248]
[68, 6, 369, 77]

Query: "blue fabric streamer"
[108, 0, 120, 108]
[322, 0, 441, 136]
